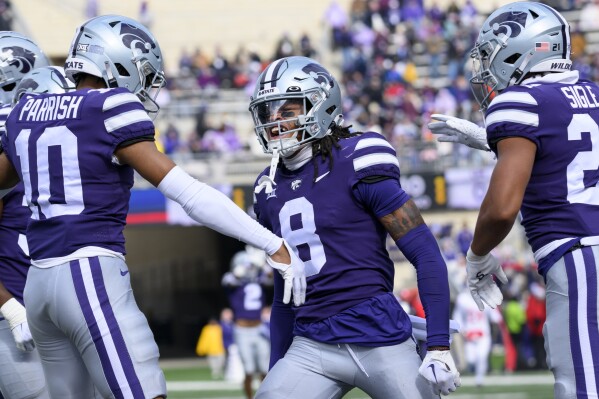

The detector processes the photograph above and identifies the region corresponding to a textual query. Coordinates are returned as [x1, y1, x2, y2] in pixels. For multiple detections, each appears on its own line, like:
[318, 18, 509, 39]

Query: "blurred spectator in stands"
[526, 281, 547, 370]
[323, 0, 349, 49]
[456, 221, 473, 257]
[85, 0, 98, 19]
[274, 33, 294, 60]
[580, 0, 599, 32]
[402, 0, 425, 23]
[299, 33, 317, 58]
[212, 45, 234, 89]
[570, 24, 587, 60]
[427, 1, 445, 24]
[460, 0, 478, 28]
[425, 21, 444, 78]
[138, 0, 153, 29]
[0, 0, 12, 31]
[178, 49, 193, 72]
[162, 123, 183, 155]
[201, 122, 242, 154]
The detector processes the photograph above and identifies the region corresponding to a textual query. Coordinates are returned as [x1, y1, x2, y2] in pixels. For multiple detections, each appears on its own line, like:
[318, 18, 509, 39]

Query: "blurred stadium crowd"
[155, 0, 599, 173]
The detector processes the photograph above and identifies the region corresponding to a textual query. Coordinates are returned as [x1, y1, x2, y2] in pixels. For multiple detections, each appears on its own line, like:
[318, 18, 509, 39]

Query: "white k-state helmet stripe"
[259, 58, 285, 90]
[538, 2, 570, 60]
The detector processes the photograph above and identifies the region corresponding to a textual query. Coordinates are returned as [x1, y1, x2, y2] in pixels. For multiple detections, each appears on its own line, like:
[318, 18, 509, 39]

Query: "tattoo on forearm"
[380, 199, 425, 241]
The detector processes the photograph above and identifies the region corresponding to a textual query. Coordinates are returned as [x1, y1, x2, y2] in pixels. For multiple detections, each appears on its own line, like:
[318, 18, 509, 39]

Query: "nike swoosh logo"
[428, 364, 438, 383]
[120, 269, 129, 276]
[315, 171, 330, 183]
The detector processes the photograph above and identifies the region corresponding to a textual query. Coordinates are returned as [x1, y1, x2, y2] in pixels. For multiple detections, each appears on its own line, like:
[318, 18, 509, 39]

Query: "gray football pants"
[545, 245, 599, 399]
[256, 336, 436, 399]
[0, 320, 48, 398]
[24, 256, 166, 399]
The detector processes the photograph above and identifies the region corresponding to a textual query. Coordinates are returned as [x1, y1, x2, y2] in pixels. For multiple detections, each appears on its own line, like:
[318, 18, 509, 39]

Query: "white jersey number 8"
[278, 197, 326, 276]
[15, 126, 84, 220]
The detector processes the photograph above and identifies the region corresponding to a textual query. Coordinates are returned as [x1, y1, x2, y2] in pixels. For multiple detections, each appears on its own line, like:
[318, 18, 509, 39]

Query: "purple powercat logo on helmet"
[489, 11, 528, 38]
[302, 63, 335, 88]
[120, 23, 156, 54]
[0, 46, 36, 74]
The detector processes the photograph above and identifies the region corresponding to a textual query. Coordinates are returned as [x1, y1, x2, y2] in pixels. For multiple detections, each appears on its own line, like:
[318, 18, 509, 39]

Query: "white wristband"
[158, 166, 283, 255]
[0, 298, 26, 330]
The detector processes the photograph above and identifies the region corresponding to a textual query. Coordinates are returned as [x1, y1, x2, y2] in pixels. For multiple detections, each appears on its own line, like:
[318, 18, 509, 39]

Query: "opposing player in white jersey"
[0, 32, 53, 399]
[452, 287, 501, 386]
[430, 2, 599, 397]
[0, 15, 306, 398]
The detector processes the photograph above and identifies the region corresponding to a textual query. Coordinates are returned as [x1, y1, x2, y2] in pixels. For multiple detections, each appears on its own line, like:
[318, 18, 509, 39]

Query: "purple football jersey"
[1, 88, 155, 260]
[485, 73, 599, 275]
[254, 132, 405, 325]
[0, 104, 30, 304]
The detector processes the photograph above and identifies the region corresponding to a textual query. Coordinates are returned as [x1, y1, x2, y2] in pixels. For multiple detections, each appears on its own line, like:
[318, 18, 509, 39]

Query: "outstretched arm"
[115, 140, 306, 305]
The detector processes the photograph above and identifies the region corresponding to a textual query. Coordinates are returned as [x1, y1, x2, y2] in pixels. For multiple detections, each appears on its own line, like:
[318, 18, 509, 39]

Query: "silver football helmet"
[230, 250, 260, 280]
[249, 56, 343, 157]
[470, 2, 572, 109]
[13, 66, 75, 106]
[64, 15, 166, 114]
[0, 32, 49, 105]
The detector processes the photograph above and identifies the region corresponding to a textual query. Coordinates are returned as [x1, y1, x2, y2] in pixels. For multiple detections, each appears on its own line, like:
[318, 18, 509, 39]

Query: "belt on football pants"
[566, 236, 599, 253]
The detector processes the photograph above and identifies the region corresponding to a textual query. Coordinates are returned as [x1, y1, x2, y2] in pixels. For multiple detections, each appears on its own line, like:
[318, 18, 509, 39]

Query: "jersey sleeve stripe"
[353, 153, 399, 172]
[104, 110, 152, 133]
[354, 137, 395, 151]
[488, 91, 538, 107]
[485, 109, 539, 128]
[102, 92, 142, 112]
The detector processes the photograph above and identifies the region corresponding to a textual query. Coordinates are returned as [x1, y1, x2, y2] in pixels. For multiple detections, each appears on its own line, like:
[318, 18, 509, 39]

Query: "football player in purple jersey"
[0, 15, 306, 399]
[222, 249, 272, 399]
[250, 56, 460, 398]
[429, 2, 599, 398]
[0, 32, 52, 399]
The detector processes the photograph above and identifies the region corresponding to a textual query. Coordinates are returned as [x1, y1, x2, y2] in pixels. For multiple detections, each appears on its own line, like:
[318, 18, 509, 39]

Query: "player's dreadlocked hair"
[311, 124, 362, 182]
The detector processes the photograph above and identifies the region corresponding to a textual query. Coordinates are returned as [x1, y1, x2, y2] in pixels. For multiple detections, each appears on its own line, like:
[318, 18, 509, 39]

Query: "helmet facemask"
[251, 92, 321, 157]
[470, 39, 508, 110]
[132, 55, 166, 115]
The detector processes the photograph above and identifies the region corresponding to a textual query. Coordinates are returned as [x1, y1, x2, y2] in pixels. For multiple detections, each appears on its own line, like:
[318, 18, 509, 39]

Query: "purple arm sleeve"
[396, 224, 450, 347]
[268, 271, 294, 369]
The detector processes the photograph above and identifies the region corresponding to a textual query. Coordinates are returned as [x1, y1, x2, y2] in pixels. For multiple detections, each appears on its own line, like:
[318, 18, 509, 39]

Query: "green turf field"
[162, 361, 555, 399]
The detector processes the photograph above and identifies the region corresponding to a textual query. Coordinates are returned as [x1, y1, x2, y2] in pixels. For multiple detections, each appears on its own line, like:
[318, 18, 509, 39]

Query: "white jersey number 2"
[14, 126, 84, 220]
[567, 113, 599, 206]
[278, 197, 326, 276]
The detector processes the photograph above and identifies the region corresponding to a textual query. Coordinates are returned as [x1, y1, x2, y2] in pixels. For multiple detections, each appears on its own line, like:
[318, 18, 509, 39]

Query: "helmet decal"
[488, 11, 527, 38]
[120, 22, 156, 54]
[0, 46, 36, 74]
[302, 63, 335, 88]
[16, 77, 39, 93]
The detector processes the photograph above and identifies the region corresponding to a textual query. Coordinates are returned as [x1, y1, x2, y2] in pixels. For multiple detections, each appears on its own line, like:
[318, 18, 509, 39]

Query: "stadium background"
[3, 0, 596, 367]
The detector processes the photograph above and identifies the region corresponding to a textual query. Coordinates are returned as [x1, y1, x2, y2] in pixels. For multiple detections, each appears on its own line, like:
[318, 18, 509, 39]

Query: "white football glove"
[428, 114, 491, 152]
[266, 240, 307, 306]
[419, 349, 461, 396]
[0, 298, 35, 352]
[466, 248, 508, 311]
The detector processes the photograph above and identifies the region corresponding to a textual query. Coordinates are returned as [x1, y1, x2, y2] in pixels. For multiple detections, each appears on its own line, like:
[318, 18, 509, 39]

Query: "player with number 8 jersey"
[251, 56, 460, 398]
